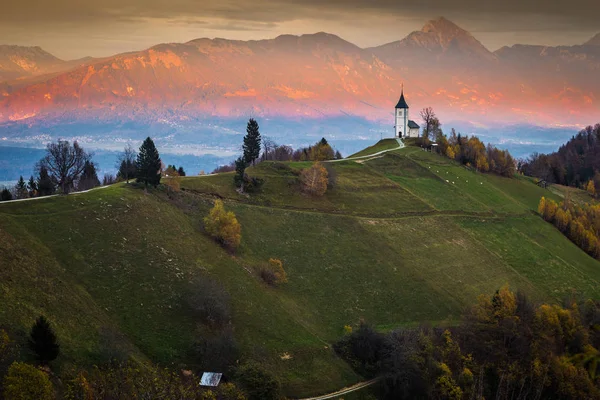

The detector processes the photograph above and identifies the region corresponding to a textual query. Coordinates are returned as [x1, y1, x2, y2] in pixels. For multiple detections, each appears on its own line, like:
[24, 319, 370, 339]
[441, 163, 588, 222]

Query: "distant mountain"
[585, 33, 600, 46]
[0, 45, 97, 82]
[0, 18, 599, 139]
[369, 17, 497, 66]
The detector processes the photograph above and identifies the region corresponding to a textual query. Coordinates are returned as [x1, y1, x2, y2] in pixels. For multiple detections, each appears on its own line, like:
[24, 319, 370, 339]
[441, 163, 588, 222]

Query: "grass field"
[348, 138, 400, 158]
[1, 140, 599, 397]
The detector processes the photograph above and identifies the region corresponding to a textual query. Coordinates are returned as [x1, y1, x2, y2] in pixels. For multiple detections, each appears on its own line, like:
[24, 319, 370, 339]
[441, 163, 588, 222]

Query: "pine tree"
[234, 157, 247, 189]
[136, 137, 162, 187]
[28, 316, 59, 364]
[37, 166, 55, 196]
[15, 176, 28, 199]
[116, 144, 137, 183]
[27, 176, 37, 197]
[243, 118, 261, 165]
[77, 161, 100, 191]
[0, 188, 12, 201]
[177, 166, 186, 177]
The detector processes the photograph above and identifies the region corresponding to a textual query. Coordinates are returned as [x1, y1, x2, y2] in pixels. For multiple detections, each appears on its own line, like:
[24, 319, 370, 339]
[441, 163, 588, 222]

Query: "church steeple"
[395, 86, 409, 109]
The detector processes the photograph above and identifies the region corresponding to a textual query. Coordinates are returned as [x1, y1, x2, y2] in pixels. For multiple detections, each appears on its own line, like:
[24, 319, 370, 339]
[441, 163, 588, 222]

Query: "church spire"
[395, 85, 409, 109]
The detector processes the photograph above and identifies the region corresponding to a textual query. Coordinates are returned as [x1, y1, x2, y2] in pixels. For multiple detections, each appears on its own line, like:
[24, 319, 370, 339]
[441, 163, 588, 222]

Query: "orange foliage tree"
[204, 200, 241, 251]
[300, 162, 329, 196]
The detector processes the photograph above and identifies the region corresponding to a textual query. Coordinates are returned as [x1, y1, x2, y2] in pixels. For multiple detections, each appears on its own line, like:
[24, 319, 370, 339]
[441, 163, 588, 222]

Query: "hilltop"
[1, 141, 600, 397]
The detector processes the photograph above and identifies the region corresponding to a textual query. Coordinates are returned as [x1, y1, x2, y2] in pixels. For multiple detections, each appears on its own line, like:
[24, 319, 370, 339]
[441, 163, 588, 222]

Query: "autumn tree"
[204, 200, 241, 250]
[38, 140, 92, 194]
[2, 362, 54, 400]
[28, 315, 59, 364]
[116, 144, 137, 183]
[300, 162, 329, 196]
[587, 180, 596, 197]
[260, 258, 288, 286]
[243, 118, 261, 165]
[136, 137, 162, 188]
[163, 166, 181, 193]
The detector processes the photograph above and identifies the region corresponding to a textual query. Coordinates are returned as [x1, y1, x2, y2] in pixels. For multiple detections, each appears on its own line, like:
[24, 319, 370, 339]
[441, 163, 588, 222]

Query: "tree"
[116, 144, 137, 183]
[136, 137, 162, 188]
[28, 315, 59, 364]
[1, 188, 13, 201]
[177, 166, 186, 177]
[420, 107, 437, 141]
[587, 180, 596, 197]
[335, 150, 343, 160]
[204, 200, 242, 251]
[300, 162, 329, 196]
[38, 140, 92, 194]
[27, 176, 37, 197]
[262, 136, 276, 161]
[236, 363, 281, 400]
[14, 176, 28, 199]
[163, 166, 181, 193]
[102, 174, 116, 186]
[243, 118, 261, 165]
[77, 161, 100, 191]
[37, 166, 55, 196]
[234, 157, 247, 189]
[2, 362, 54, 400]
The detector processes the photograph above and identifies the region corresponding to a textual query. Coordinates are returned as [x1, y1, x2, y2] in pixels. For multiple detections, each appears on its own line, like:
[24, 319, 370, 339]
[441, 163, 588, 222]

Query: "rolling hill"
[1, 142, 600, 397]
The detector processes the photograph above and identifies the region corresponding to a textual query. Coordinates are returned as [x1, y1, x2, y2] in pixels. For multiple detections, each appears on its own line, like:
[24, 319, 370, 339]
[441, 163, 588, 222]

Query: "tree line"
[419, 107, 516, 177]
[335, 286, 600, 399]
[538, 196, 600, 259]
[0, 137, 188, 201]
[520, 123, 600, 187]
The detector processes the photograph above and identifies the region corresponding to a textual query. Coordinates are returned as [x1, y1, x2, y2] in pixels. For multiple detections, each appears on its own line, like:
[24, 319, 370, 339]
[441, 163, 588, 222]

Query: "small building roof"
[200, 372, 223, 387]
[408, 120, 420, 129]
[395, 90, 409, 109]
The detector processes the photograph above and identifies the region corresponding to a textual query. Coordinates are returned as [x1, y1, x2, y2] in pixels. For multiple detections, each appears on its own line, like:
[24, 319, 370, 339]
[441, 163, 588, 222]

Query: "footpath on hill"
[327, 138, 404, 163]
[295, 378, 380, 400]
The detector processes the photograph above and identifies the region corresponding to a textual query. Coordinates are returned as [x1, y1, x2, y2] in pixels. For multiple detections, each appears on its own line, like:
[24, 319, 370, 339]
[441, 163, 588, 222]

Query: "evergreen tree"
[37, 166, 55, 196]
[234, 157, 247, 189]
[243, 118, 261, 165]
[77, 161, 100, 191]
[14, 176, 28, 199]
[28, 316, 59, 364]
[116, 144, 137, 183]
[27, 175, 37, 197]
[177, 166, 186, 177]
[0, 188, 12, 201]
[136, 137, 162, 187]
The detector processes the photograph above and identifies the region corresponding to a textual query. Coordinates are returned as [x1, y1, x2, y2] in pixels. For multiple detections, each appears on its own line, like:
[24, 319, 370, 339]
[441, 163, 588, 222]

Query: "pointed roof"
[395, 88, 409, 109]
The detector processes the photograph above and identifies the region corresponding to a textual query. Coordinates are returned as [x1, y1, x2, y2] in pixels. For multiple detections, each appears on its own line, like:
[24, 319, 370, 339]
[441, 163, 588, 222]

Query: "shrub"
[187, 277, 231, 328]
[204, 200, 241, 250]
[236, 363, 281, 400]
[300, 162, 329, 196]
[3, 362, 54, 400]
[259, 259, 287, 286]
[218, 382, 247, 400]
[163, 166, 181, 193]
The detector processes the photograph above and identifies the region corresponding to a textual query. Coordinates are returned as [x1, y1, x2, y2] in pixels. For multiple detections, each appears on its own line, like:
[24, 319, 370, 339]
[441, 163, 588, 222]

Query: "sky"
[1, 0, 599, 59]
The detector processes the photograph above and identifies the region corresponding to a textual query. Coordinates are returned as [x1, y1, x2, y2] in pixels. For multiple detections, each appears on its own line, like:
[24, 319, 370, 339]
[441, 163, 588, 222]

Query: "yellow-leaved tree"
[3, 362, 54, 400]
[163, 166, 181, 193]
[204, 200, 241, 251]
[300, 162, 329, 196]
[586, 180, 596, 197]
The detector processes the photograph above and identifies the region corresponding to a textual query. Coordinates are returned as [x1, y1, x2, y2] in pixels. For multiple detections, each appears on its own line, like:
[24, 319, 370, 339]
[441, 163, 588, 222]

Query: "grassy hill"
[1, 142, 599, 397]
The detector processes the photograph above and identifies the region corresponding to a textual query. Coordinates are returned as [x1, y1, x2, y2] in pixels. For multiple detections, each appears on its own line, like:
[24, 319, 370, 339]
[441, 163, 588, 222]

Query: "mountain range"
[0, 17, 599, 144]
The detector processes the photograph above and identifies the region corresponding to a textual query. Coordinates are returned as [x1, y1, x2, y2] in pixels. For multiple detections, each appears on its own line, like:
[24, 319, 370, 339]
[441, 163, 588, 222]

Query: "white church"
[394, 88, 420, 138]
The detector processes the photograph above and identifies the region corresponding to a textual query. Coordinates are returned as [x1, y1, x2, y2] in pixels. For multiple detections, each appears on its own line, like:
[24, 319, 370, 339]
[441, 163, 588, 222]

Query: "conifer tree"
[28, 316, 59, 364]
[136, 137, 162, 187]
[27, 176, 37, 197]
[234, 157, 247, 189]
[116, 144, 137, 183]
[243, 118, 261, 165]
[37, 166, 55, 196]
[77, 161, 100, 191]
[177, 166, 186, 177]
[0, 188, 12, 201]
[15, 176, 28, 199]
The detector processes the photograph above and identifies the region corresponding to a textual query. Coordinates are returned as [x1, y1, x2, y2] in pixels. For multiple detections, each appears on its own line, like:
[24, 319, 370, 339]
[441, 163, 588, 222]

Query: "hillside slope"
[1, 144, 599, 397]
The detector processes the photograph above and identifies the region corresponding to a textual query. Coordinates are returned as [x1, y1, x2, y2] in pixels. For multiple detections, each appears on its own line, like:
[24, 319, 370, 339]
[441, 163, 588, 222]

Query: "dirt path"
[296, 378, 379, 400]
[327, 138, 404, 163]
[0, 184, 112, 205]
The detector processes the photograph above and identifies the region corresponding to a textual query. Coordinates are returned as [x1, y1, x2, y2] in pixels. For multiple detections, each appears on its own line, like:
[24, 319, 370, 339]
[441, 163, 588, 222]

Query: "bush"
[300, 162, 328, 196]
[333, 322, 387, 378]
[259, 259, 287, 287]
[204, 200, 241, 251]
[236, 363, 281, 400]
[187, 277, 231, 328]
[3, 362, 54, 400]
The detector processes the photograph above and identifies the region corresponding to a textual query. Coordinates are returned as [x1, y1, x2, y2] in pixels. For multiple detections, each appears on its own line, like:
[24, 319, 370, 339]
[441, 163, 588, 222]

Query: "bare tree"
[262, 136, 277, 161]
[116, 144, 137, 183]
[420, 107, 437, 141]
[38, 140, 92, 194]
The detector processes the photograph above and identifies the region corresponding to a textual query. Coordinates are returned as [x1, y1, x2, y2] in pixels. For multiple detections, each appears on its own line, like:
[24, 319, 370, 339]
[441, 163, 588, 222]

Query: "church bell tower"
[394, 86, 409, 138]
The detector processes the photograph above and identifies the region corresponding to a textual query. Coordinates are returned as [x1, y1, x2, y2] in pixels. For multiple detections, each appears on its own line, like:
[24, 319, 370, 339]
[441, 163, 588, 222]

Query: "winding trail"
[326, 138, 404, 163]
[296, 378, 380, 400]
